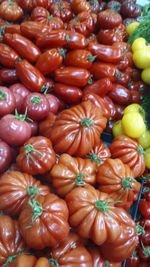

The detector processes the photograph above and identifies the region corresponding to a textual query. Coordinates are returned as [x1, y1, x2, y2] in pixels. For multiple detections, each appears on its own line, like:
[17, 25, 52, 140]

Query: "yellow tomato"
[138, 131, 150, 149]
[132, 37, 147, 52]
[121, 112, 146, 138]
[133, 48, 150, 69]
[144, 147, 150, 169]
[126, 22, 139, 36]
[124, 103, 144, 115]
[141, 67, 150, 85]
[112, 120, 124, 137]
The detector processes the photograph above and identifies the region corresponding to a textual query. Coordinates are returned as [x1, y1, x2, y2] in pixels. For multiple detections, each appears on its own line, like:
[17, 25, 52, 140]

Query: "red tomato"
[16, 59, 47, 93]
[114, 104, 125, 120]
[138, 245, 150, 262]
[20, 21, 50, 40]
[3, 33, 41, 63]
[131, 90, 141, 104]
[71, 0, 91, 14]
[0, 43, 19, 68]
[140, 230, 150, 245]
[108, 83, 132, 105]
[115, 71, 131, 86]
[0, 140, 12, 173]
[22, 93, 50, 121]
[9, 83, 29, 113]
[0, 114, 31, 146]
[45, 94, 60, 114]
[140, 219, 150, 230]
[36, 48, 64, 75]
[97, 9, 122, 29]
[125, 253, 140, 267]
[98, 24, 127, 45]
[49, 1, 73, 22]
[90, 62, 118, 81]
[54, 83, 82, 104]
[5, 24, 21, 34]
[65, 49, 96, 69]
[0, 0, 23, 22]
[83, 78, 113, 97]
[28, 121, 38, 137]
[54, 67, 90, 87]
[116, 52, 133, 71]
[0, 69, 18, 85]
[39, 112, 56, 138]
[103, 96, 116, 118]
[139, 200, 150, 218]
[0, 86, 16, 116]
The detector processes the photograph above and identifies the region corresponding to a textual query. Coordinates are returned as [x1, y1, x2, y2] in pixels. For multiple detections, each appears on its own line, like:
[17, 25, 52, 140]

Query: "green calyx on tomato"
[40, 83, 49, 94]
[90, 153, 103, 165]
[140, 175, 150, 182]
[3, 255, 17, 266]
[7, 0, 16, 6]
[81, 118, 94, 128]
[75, 173, 85, 186]
[95, 200, 113, 213]
[115, 70, 122, 78]
[31, 96, 42, 105]
[27, 186, 39, 197]
[47, 15, 54, 20]
[87, 55, 97, 62]
[57, 48, 67, 59]
[15, 109, 32, 122]
[87, 76, 93, 85]
[28, 198, 43, 223]
[121, 177, 135, 190]
[0, 26, 5, 36]
[65, 35, 72, 43]
[48, 259, 59, 267]
[24, 144, 43, 158]
[15, 57, 22, 64]
[137, 145, 145, 154]
[58, 5, 64, 11]
[136, 224, 145, 235]
[141, 241, 150, 256]
[0, 90, 6, 100]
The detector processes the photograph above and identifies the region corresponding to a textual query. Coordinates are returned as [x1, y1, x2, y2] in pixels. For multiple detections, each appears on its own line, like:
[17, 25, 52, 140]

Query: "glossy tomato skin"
[54, 83, 82, 104]
[0, 86, 16, 116]
[88, 42, 122, 64]
[115, 71, 131, 87]
[17, 0, 49, 11]
[50, 101, 107, 156]
[90, 62, 118, 81]
[0, 69, 18, 85]
[71, 0, 91, 14]
[0, 171, 50, 216]
[116, 52, 133, 71]
[139, 200, 150, 219]
[20, 21, 50, 40]
[103, 96, 116, 118]
[0, 114, 31, 146]
[83, 78, 113, 97]
[9, 83, 29, 113]
[18, 193, 69, 249]
[16, 59, 46, 92]
[45, 94, 60, 114]
[3, 33, 41, 63]
[108, 83, 132, 105]
[131, 91, 141, 104]
[54, 67, 90, 87]
[0, 140, 12, 173]
[6, 255, 49, 267]
[114, 104, 125, 120]
[65, 49, 95, 69]
[126, 255, 140, 267]
[36, 48, 64, 75]
[28, 121, 38, 137]
[97, 9, 122, 29]
[110, 135, 145, 178]
[0, 0, 23, 22]
[98, 24, 127, 45]
[36, 30, 87, 50]
[50, 153, 96, 197]
[22, 93, 50, 121]
[82, 93, 111, 118]
[0, 215, 26, 266]
[140, 230, 150, 245]
[140, 219, 150, 230]
[138, 245, 150, 261]
[0, 43, 19, 68]
[39, 112, 56, 138]
[16, 136, 56, 175]
[49, 1, 73, 22]
[87, 140, 111, 165]
[5, 24, 21, 34]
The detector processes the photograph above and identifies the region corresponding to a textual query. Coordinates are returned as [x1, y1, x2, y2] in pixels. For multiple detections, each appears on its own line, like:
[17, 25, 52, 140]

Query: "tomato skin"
[3, 33, 41, 64]
[98, 24, 127, 45]
[0, 43, 19, 68]
[88, 42, 122, 64]
[16, 59, 46, 93]
[71, 0, 91, 14]
[114, 104, 125, 120]
[140, 219, 150, 230]
[18, 193, 69, 250]
[140, 230, 150, 245]
[20, 21, 50, 40]
[49, 1, 73, 22]
[0, 1, 23, 22]
[126, 255, 140, 267]
[128, 81, 147, 95]
[108, 84, 132, 105]
[54, 67, 90, 87]
[90, 62, 118, 81]
[83, 78, 113, 97]
[28, 121, 38, 137]
[17, 0, 49, 11]
[17, 136, 56, 175]
[45, 94, 60, 114]
[37, 30, 87, 50]
[5, 24, 21, 35]
[116, 52, 133, 71]
[0, 114, 31, 146]
[0, 215, 26, 266]
[39, 112, 56, 138]
[9, 83, 29, 113]
[82, 93, 111, 118]
[97, 9, 122, 29]
[103, 96, 116, 118]
[87, 140, 111, 165]
[65, 49, 95, 69]
[115, 71, 131, 87]
[0, 86, 16, 116]
[122, 112, 146, 139]
[131, 90, 141, 104]
[54, 83, 82, 104]
[22, 93, 50, 121]
[139, 200, 150, 218]
[36, 48, 63, 75]
[0, 68, 18, 85]
[138, 245, 150, 261]
[0, 140, 12, 173]
[110, 135, 145, 178]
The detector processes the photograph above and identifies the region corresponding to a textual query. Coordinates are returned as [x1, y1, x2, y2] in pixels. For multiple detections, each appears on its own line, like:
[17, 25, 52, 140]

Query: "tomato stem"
[40, 83, 49, 94]
[0, 90, 6, 100]
[81, 118, 94, 128]
[141, 241, 150, 256]
[31, 95, 42, 105]
[136, 224, 145, 235]
[90, 153, 103, 165]
[0, 26, 5, 36]
[28, 198, 43, 223]
[57, 48, 67, 59]
[137, 145, 144, 154]
[58, 5, 64, 11]
[24, 144, 43, 157]
[3, 255, 17, 266]
[27, 186, 39, 197]
[121, 177, 135, 190]
[95, 200, 113, 213]
[48, 258, 59, 266]
[47, 15, 53, 20]
[15, 108, 28, 121]
[87, 55, 97, 62]
[75, 173, 85, 186]
[65, 34, 72, 42]
[87, 76, 93, 84]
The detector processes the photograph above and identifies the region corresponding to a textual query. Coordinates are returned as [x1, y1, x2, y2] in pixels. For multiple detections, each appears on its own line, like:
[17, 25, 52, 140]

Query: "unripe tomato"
[141, 67, 150, 85]
[121, 112, 146, 138]
[132, 38, 147, 52]
[126, 21, 139, 36]
[138, 131, 150, 149]
[112, 120, 124, 137]
[124, 103, 145, 117]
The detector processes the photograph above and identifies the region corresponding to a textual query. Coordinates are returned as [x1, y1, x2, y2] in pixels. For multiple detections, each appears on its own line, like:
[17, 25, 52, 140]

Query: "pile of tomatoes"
[0, 0, 149, 266]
